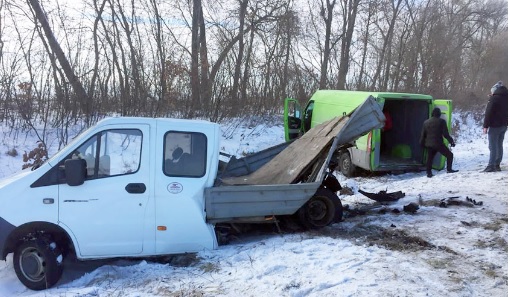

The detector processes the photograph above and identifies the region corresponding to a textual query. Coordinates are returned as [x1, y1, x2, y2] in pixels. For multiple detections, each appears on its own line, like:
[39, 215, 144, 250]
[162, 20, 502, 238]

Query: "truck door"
[284, 98, 302, 141]
[154, 130, 217, 253]
[58, 126, 150, 257]
[431, 100, 453, 170]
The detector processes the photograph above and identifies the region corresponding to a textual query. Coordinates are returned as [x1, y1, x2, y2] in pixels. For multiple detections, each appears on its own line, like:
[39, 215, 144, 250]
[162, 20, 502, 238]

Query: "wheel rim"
[307, 200, 327, 220]
[19, 247, 46, 283]
[342, 157, 350, 172]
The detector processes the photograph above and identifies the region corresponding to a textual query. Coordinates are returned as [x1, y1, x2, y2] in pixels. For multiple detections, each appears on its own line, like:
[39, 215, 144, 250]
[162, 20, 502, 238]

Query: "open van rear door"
[431, 99, 453, 170]
[284, 98, 302, 141]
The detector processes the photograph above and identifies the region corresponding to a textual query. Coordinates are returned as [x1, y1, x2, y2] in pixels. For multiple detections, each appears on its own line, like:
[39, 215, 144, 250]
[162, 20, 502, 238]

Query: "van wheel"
[339, 151, 356, 177]
[13, 236, 63, 290]
[298, 194, 336, 229]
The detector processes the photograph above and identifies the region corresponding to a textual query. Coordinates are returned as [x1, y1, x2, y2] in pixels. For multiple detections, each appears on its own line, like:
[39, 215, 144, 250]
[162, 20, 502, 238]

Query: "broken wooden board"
[221, 116, 347, 185]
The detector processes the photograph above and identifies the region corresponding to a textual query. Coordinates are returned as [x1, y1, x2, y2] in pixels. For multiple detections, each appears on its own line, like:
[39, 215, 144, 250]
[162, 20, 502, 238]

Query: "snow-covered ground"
[0, 113, 507, 297]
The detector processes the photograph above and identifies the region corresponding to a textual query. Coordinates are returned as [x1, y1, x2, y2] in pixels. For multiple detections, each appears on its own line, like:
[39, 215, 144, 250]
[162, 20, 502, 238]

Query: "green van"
[284, 90, 453, 177]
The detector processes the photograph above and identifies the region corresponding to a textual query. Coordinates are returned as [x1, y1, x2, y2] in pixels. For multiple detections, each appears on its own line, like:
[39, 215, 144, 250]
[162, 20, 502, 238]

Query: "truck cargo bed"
[205, 182, 321, 223]
[206, 96, 385, 223]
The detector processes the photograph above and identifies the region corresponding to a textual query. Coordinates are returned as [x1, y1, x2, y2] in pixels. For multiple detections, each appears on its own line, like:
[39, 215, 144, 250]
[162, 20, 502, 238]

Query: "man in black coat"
[420, 107, 458, 178]
[483, 81, 508, 172]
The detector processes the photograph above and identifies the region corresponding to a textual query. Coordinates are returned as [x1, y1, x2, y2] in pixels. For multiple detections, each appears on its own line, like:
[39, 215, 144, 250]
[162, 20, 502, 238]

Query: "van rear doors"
[430, 99, 453, 170]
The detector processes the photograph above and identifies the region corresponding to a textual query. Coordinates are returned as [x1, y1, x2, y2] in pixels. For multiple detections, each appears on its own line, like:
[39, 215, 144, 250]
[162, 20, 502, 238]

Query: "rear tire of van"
[13, 236, 63, 290]
[339, 151, 356, 177]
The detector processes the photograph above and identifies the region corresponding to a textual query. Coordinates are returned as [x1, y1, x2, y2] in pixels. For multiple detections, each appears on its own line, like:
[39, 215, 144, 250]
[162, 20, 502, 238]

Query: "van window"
[74, 129, 142, 179]
[164, 132, 207, 177]
[30, 129, 143, 187]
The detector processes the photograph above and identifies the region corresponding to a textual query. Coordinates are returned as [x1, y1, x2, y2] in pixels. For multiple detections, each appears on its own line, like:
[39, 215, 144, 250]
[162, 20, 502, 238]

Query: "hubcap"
[19, 247, 45, 282]
[342, 158, 350, 171]
[308, 200, 327, 220]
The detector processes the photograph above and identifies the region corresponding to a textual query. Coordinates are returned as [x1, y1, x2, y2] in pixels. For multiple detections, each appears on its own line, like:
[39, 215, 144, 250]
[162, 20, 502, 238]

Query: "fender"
[1, 221, 75, 260]
[0, 217, 16, 260]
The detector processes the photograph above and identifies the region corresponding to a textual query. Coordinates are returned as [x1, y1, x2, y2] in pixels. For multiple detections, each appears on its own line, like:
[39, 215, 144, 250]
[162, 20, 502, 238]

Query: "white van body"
[0, 118, 221, 261]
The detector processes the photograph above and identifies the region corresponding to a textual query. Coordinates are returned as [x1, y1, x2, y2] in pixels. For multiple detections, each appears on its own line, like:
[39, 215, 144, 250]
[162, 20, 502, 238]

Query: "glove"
[451, 142, 455, 147]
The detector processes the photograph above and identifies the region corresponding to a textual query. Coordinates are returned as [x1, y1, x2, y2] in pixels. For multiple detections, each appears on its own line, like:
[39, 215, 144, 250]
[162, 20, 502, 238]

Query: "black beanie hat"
[432, 107, 441, 118]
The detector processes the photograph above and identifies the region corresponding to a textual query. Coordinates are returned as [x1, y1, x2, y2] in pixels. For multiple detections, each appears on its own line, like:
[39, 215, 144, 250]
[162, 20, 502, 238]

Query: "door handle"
[125, 183, 146, 194]
[43, 198, 54, 204]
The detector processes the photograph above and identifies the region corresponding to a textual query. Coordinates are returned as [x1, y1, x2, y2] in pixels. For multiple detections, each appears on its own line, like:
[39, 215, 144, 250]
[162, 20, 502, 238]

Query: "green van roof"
[310, 90, 433, 104]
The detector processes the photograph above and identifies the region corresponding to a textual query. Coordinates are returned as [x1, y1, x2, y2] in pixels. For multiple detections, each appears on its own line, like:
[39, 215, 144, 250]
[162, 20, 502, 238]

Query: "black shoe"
[495, 165, 502, 171]
[447, 169, 458, 173]
[483, 166, 496, 172]
[427, 173, 433, 178]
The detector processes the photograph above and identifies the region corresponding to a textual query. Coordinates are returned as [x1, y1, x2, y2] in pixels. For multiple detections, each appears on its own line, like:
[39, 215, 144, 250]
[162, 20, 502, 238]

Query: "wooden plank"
[221, 116, 347, 185]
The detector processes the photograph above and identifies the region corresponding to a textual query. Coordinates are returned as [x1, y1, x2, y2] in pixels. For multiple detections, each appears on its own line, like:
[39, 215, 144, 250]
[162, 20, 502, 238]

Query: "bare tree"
[27, 0, 90, 117]
[335, 0, 360, 90]
[318, 0, 336, 89]
[370, 0, 404, 90]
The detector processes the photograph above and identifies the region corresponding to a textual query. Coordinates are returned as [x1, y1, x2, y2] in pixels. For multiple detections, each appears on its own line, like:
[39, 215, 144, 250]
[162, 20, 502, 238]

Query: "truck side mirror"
[65, 158, 87, 186]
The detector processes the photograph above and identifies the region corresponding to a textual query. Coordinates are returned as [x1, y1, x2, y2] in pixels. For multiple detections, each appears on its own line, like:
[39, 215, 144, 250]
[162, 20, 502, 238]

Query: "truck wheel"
[13, 236, 63, 290]
[339, 151, 356, 177]
[315, 188, 343, 223]
[298, 194, 336, 229]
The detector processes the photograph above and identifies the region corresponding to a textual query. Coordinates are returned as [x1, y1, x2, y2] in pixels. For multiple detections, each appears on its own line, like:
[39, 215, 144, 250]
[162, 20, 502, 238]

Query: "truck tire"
[13, 236, 63, 290]
[315, 188, 343, 223]
[298, 194, 336, 229]
[339, 151, 356, 177]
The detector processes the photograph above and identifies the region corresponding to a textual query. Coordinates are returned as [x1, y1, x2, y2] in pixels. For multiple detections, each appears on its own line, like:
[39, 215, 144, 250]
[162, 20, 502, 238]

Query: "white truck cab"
[0, 117, 222, 290]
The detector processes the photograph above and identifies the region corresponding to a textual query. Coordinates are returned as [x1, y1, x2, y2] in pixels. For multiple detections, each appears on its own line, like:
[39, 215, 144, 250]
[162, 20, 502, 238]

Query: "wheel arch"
[3, 221, 76, 259]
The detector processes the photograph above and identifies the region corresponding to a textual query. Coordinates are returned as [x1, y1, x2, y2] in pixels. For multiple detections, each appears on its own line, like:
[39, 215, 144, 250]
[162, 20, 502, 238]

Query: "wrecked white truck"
[0, 97, 384, 290]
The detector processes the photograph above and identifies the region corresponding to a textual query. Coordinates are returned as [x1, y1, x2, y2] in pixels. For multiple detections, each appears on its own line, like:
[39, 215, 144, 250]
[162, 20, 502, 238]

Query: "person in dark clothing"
[482, 81, 508, 172]
[420, 107, 458, 178]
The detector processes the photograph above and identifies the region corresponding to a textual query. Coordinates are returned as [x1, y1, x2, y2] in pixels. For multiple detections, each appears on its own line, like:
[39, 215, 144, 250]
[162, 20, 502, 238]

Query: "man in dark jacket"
[483, 81, 508, 172]
[420, 107, 458, 178]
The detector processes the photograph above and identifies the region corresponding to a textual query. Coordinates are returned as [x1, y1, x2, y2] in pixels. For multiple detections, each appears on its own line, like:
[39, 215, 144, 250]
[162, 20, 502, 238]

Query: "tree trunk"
[231, 0, 249, 111]
[27, 0, 90, 117]
[190, 0, 202, 114]
[319, 0, 336, 89]
[336, 0, 360, 90]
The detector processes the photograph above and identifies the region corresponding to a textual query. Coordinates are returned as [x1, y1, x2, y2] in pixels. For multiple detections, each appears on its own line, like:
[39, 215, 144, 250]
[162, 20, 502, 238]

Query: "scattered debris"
[358, 189, 405, 202]
[442, 196, 484, 208]
[403, 203, 420, 213]
[420, 196, 484, 208]
[466, 196, 483, 206]
[339, 187, 354, 195]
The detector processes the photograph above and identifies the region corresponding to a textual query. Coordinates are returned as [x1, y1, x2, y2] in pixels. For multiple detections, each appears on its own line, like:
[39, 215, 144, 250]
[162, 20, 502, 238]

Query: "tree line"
[0, 0, 507, 143]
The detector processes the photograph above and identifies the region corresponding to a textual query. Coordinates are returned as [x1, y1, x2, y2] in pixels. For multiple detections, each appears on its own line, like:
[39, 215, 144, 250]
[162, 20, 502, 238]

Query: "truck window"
[31, 129, 143, 187]
[164, 132, 207, 177]
[74, 129, 142, 179]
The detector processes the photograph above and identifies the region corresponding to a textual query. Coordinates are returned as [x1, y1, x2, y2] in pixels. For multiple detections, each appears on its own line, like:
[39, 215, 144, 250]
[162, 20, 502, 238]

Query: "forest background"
[0, 0, 507, 155]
